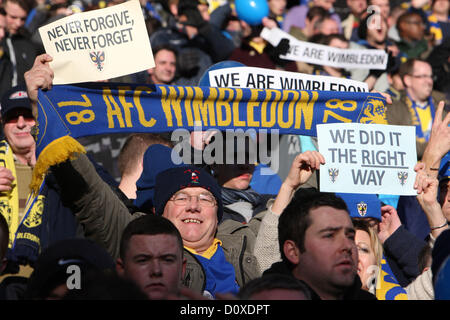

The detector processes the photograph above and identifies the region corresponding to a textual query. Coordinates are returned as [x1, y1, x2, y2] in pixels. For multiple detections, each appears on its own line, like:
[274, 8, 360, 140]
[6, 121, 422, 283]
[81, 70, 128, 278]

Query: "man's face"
[404, 61, 433, 103]
[4, 1, 27, 35]
[439, 179, 450, 221]
[367, 17, 387, 44]
[369, 0, 390, 20]
[148, 49, 176, 85]
[163, 187, 218, 253]
[293, 206, 358, 299]
[117, 234, 185, 300]
[347, 0, 367, 16]
[3, 108, 36, 154]
[217, 163, 255, 190]
[321, 18, 339, 35]
[0, 14, 6, 42]
[433, 0, 449, 15]
[400, 14, 425, 41]
[197, 4, 210, 21]
[268, 0, 286, 16]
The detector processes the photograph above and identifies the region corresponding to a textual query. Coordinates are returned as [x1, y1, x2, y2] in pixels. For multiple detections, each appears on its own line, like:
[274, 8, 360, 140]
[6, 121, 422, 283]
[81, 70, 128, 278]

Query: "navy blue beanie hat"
[153, 165, 223, 222]
[134, 144, 184, 213]
[336, 192, 382, 221]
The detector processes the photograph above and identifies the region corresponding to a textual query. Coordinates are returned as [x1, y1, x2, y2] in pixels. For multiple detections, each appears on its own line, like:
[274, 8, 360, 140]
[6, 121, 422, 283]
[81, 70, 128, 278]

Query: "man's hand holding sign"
[38, 0, 154, 84]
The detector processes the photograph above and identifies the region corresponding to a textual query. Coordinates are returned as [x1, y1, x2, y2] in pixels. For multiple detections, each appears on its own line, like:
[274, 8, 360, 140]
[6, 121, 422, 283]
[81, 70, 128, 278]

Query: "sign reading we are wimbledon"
[208, 66, 369, 92]
[39, 0, 154, 84]
[317, 123, 417, 195]
[261, 27, 388, 70]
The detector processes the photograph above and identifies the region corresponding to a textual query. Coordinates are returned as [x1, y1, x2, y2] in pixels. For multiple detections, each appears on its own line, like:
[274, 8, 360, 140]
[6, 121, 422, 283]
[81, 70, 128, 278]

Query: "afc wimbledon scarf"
[32, 82, 387, 193]
[405, 93, 435, 144]
[0, 141, 19, 248]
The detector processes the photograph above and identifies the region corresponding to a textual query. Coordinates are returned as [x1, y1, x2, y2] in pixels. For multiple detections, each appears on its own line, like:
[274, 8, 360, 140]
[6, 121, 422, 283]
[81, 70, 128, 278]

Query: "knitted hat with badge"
[0, 85, 33, 120]
[153, 165, 223, 222]
[336, 192, 382, 221]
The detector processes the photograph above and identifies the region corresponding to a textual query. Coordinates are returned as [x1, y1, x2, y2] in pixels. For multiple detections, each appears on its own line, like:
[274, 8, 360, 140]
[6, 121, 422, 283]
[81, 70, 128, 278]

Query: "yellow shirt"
[185, 238, 222, 259]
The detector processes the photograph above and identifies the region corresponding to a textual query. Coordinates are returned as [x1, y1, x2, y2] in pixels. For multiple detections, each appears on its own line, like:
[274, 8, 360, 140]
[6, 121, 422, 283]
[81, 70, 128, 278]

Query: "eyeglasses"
[409, 74, 433, 79]
[404, 20, 425, 27]
[169, 192, 216, 207]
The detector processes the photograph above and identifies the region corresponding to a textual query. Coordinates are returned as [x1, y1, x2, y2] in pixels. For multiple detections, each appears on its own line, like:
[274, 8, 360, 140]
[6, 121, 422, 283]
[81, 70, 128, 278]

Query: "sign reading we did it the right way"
[317, 123, 417, 195]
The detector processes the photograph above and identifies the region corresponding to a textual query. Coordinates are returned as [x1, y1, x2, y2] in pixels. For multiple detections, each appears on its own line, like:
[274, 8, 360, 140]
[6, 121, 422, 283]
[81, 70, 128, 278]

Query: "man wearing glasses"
[386, 58, 448, 159]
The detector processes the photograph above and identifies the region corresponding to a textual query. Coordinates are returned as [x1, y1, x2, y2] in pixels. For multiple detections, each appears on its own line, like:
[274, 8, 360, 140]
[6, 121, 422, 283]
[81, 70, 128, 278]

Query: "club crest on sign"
[90, 51, 105, 71]
[398, 171, 408, 186]
[329, 168, 339, 183]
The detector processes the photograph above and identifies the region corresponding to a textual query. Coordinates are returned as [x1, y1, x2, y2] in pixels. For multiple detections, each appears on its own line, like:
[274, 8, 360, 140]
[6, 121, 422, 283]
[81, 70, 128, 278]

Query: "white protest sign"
[208, 66, 368, 92]
[261, 27, 387, 70]
[317, 123, 417, 195]
[39, 0, 154, 84]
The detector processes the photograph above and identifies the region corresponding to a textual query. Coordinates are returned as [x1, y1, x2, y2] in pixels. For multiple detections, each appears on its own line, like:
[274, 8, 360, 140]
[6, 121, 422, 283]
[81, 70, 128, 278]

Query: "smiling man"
[146, 44, 177, 85]
[0, 86, 36, 230]
[386, 58, 449, 159]
[25, 54, 326, 298]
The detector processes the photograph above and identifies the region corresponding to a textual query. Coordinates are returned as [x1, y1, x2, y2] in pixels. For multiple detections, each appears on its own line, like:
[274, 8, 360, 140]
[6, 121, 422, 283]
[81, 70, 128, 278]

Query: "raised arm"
[420, 101, 450, 176]
[253, 151, 324, 273]
[414, 162, 449, 240]
[24, 54, 139, 259]
[271, 150, 325, 215]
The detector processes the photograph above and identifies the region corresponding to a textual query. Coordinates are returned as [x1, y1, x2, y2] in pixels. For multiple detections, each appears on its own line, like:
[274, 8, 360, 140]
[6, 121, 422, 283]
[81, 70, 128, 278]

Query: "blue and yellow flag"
[32, 83, 387, 191]
[376, 256, 408, 300]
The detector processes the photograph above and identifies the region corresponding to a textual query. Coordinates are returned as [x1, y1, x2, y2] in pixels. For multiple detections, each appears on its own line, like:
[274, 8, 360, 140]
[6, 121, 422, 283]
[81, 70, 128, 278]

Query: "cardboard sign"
[208, 66, 369, 92]
[39, 0, 154, 84]
[317, 123, 417, 195]
[261, 27, 388, 70]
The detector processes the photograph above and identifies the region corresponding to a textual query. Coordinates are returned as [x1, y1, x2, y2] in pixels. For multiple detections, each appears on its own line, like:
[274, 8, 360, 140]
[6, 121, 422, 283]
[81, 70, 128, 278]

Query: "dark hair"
[152, 43, 178, 58]
[119, 214, 183, 260]
[418, 244, 432, 273]
[306, 6, 330, 22]
[358, 12, 388, 40]
[5, 0, 35, 13]
[237, 274, 312, 300]
[278, 188, 348, 268]
[398, 58, 429, 85]
[396, 11, 424, 33]
[310, 33, 347, 46]
[0, 214, 9, 261]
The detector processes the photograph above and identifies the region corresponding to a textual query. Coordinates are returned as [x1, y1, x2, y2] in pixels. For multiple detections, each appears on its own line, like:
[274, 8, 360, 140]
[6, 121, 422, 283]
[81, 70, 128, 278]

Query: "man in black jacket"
[266, 188, 377, 300]
[0, 0, 40, 98]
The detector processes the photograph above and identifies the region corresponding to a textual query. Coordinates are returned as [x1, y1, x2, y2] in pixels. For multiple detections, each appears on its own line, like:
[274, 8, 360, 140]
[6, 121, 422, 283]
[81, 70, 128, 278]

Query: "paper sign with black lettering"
[317, 123, 417, 195]
[39, 0, 154, 84]
[208, 66, 368, 92]
[261, 27, 387, 70]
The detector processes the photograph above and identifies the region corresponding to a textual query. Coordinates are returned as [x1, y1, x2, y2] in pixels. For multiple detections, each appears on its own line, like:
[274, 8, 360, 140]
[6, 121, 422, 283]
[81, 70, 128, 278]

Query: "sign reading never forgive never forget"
[39, 0, 154, 84]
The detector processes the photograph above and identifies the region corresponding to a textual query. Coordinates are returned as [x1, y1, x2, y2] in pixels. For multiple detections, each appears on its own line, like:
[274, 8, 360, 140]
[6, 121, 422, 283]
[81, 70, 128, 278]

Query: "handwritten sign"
[317, 123, 417, 195]
[261, 27, 387, 70]
[208, 66, 368, 92]
[39, 0, 154, 84]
